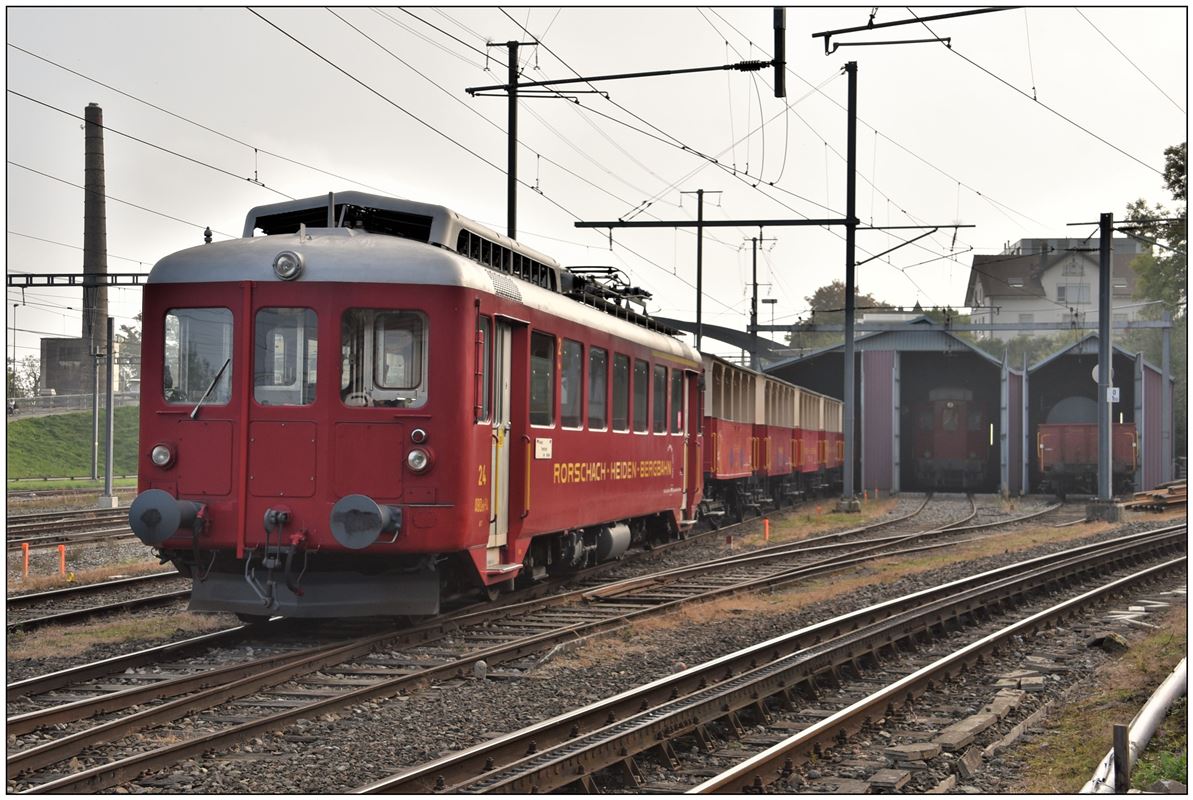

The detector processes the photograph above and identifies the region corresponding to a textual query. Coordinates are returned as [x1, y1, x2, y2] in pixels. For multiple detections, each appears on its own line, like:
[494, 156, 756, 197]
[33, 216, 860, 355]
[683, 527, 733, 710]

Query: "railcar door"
[684, 369, 701, 513]
[489, 321, 513, 553]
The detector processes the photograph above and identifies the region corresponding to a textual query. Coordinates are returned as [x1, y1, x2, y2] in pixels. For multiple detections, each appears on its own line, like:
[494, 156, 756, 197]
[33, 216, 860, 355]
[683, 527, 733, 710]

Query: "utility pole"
[91, 346, 101, 480]
[506, 41, 519, 239]
[679, 189, 722, 351]
[99, 317, 118, 508]
[1096, 212, 1113, 503]
[839, 61, 860, 512]
[747, 233, 776, 369]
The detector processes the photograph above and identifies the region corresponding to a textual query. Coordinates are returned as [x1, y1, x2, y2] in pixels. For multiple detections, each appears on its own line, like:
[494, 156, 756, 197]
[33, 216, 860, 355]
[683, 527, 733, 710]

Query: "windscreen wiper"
[190, 358, 231, 420]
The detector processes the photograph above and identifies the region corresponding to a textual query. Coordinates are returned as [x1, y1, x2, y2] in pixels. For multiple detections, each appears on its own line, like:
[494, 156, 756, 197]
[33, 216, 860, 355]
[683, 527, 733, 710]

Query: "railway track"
[5, 495, 1069, 793]
[6, 507, 132, 550]
[357, 525, 1185, 794]
[6, 572, 189, 632]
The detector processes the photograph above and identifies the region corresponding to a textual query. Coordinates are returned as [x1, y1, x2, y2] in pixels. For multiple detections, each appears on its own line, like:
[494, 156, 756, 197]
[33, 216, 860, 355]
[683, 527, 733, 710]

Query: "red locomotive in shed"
[1037, 423, 1137, 496]
[909, 386, 993, 490]
[128, 191, 843, 621]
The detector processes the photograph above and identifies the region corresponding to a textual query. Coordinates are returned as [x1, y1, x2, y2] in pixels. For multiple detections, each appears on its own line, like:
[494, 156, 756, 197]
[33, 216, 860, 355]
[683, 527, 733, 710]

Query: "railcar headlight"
[406, 448, 430, 473]
[151, 443, 175, 468]
[272, 250, 304, 281]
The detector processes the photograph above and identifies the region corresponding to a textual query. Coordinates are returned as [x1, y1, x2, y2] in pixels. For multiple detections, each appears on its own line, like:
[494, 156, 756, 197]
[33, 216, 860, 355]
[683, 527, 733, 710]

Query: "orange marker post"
[863, 490, 868, 501]
[725, 533, 733, 549]
[764, 518, 770, 542]
[22, 542, 30, 577]
[58, 544, 66, 576]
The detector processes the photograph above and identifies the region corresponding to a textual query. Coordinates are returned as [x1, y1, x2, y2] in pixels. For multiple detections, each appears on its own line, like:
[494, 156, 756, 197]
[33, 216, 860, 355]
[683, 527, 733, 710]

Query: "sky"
[4, 5, 1188, 366]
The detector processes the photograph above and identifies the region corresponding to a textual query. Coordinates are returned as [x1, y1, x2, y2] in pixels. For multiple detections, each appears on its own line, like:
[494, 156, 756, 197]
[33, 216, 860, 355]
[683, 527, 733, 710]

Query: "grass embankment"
[5, 406, 139, 479]
[1011, 604, 1187, 792]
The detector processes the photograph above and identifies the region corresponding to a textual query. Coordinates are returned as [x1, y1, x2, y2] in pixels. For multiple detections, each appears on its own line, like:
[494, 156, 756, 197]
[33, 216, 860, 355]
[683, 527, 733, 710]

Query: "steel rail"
[8, 497, 1055, 791]
[419, 531, 1185, 794]
[692, 553, 1187, 793]
[6, 503, 998, 792]
[355, 525, 1184, 793]
[7, 589, 192, 633]
[7, 572, 180, 607]
[7, 528, 136, 550]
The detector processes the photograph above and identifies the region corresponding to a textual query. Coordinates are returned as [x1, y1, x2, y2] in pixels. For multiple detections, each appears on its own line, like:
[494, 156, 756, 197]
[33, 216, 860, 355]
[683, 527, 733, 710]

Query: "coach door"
[489, 321, 513, 554]
[683, 369, 700, 513]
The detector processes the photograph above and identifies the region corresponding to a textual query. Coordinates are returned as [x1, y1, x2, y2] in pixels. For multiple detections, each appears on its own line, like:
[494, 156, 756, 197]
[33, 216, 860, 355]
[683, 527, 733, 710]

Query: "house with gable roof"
[965, 237, 1146, 342]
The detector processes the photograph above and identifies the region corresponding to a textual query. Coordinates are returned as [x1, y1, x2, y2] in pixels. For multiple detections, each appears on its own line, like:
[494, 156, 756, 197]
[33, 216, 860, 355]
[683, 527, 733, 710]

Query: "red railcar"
[910, 387, 991, 490]
[1037, 422, 1136, 495]
[130, 193, 703, 619]
[700, 356, 840, 520]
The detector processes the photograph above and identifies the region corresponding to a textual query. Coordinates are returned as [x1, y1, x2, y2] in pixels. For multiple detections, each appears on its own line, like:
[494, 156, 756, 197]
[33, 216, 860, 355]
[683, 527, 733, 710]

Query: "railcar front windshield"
[254, 308, 317, 406]
[163, 308, 233, 405]
[341, 309, 428, 408]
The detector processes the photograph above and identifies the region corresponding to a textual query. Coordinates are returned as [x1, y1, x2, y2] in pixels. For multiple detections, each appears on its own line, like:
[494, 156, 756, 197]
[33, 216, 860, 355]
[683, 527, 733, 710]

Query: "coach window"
[941, 403, 960, 432]
[670, 369, 683, 433]
[612, 353, 630, 432]
[561, 339, 583, 429]
[340, 309, 427, 408]
[476, 316, 491, 422]
[164, 308, 233, 405]
[633, 359, 649, 433]
[652, 364, 667, 433]
[254, 308, 317, 406]
[588, 347, 608, 430]
[529, 332, 555, 426]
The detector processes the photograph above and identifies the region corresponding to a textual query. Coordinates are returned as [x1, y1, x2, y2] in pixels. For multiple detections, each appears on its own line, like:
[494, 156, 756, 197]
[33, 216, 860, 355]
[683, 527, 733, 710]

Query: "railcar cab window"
[561, 339, 583, 429]
[340, 309, 428, 408]
[529, 332, 555, 426]
[254, 308, 317, 406]
[633, 359, 649, 433]
[588, 348, 608, 430]
[163, 308, 233, 405]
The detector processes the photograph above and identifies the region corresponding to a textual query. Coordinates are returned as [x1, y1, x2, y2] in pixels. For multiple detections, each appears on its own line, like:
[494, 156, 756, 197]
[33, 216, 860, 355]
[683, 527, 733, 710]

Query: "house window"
[1018, 313, 1034, 324]
[1063, 260, 1084, 276]
[1057, 284, 1091, 304]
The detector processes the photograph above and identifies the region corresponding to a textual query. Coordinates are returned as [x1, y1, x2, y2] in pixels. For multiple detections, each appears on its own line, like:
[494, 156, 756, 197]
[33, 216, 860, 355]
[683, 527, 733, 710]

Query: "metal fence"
[8, 392, 140, 414]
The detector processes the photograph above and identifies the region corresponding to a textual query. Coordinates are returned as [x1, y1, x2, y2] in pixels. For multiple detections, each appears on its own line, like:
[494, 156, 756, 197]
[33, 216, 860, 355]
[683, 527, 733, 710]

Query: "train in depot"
[1036, 395, 1138, 496]
[909, 387, 993, 491]
[128, 192, 843, 621]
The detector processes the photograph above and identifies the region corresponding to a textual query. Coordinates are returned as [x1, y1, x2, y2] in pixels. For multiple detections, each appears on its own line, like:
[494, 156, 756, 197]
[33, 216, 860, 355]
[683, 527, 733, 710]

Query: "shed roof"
[1028, 332, 1167, 377]
[767, 317, 1015, 373]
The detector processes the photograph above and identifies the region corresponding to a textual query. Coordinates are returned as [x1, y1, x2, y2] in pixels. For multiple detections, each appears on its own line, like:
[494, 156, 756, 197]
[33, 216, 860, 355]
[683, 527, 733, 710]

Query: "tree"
[1122, 141, 1187, 460]
[118, 313, 142, 391]
[787, 280, 893, 353]
[9, 355, 41, 398]
[1125, 142, 1186, 317]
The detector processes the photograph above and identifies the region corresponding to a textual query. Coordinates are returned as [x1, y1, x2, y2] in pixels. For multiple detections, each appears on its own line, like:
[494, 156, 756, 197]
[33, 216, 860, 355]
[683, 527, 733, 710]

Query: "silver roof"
[148, 227, 698, 362]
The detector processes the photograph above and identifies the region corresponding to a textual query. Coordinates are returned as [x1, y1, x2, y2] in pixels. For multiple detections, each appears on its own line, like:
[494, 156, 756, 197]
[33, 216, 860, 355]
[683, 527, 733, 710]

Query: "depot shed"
[1028, 334, 1174, 491]
[767, 319, 1026, 496]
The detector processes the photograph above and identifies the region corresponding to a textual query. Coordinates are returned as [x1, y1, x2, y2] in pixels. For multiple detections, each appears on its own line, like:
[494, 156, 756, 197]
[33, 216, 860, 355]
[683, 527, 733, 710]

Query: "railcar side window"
[163, 308, 233, 405]
[254, 308, 317, 406]
[561, 339, 583, 429]
[340, 309, 428, 408]
[530, 332, 555, 426]
[633, 359, 649, 433]
[588, 348, 608, 430]
[652, 364, 667, 433]
[670, 370, 683, 433]
[612, 354, 630, 432]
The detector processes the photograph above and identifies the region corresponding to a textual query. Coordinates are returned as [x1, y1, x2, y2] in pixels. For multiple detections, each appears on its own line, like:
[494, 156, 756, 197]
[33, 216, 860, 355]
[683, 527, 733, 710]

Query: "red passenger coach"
[130, 192, 703, 620]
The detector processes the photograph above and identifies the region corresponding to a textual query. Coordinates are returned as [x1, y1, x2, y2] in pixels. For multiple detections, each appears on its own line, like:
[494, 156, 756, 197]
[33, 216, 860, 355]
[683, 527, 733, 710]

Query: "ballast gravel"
[135, 515, 1171, 794]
